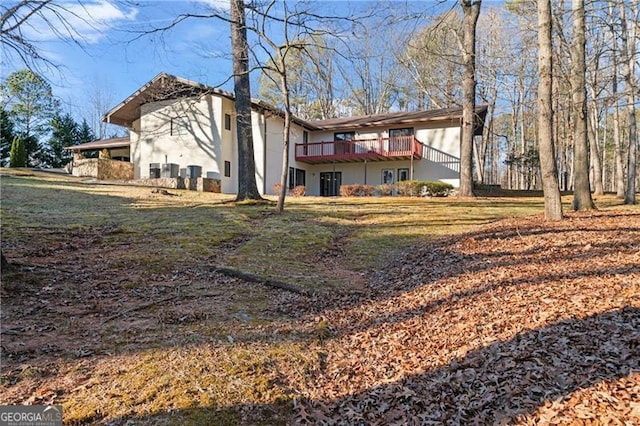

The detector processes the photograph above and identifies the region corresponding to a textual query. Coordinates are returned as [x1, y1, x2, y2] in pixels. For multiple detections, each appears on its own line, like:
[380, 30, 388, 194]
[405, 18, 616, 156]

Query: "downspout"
[263, 112, 268, 195]
[410, 153, 414, 181]
[364, 159, 367, 185]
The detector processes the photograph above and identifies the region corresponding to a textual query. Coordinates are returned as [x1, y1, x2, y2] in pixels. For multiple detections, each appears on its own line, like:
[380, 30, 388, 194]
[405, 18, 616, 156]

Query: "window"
[303, 131, 309, 155]
[224, 161, 231, 177]
[389, 128, 414, 137]
[382, 169, 395, 184]
[398, 168, 410, 182]
[171, 116, 188, 136]
[389, 128, 414, 151]
[334, 131, 355, 141]
[334, 132, 354, 155]
[224, 113, 232, 131]
[288, 167, 306, 189]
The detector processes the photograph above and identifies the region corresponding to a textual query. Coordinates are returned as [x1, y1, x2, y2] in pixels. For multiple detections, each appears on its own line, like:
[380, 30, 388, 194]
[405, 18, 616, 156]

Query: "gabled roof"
[306, 105, 488, 132]
[103, 73, 232, 127]
[65, 137, 130, 151]
[103, 72, 314, 129]
[104, 72, 488, 135]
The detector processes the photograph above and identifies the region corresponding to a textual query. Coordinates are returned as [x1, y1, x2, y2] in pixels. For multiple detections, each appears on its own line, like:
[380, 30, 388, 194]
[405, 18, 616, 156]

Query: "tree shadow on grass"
[98, 307, 639, 425]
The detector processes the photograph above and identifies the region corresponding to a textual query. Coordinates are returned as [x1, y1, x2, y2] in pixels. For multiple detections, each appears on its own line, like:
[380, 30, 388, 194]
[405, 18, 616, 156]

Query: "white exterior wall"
[262, 114, 307, 195]
[133, 95, 223, 180]
[220, 97, 237, 193]
[415, 125, 461, 187]
[129, 89, 463, 194]
[300, 122, 462, 195]
[129, 122, 141, 178]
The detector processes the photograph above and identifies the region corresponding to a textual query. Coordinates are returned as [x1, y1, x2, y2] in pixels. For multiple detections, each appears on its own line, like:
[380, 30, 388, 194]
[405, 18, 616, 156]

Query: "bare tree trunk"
[620, 0, 638, 205]
[607, 2, 626, 198]
[459, 0, 481, 197]
[1, 251, 8, 271]
[276, 53, 292, 213]
[231, 0, 263, 202]
[570, 0, 595, 210]
[537, 0, 563, 220]
[588, 94, 604, 195]
[612, 65, 625, 198]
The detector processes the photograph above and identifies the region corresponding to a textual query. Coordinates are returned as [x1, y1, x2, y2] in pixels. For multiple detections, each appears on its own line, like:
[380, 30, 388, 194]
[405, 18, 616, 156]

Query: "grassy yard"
[1, 170, 638, 425]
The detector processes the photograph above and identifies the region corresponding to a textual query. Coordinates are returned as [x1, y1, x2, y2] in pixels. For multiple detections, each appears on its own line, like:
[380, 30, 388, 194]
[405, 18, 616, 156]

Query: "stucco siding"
[220, 97, 236, 193]
[137, 95, 222, 181]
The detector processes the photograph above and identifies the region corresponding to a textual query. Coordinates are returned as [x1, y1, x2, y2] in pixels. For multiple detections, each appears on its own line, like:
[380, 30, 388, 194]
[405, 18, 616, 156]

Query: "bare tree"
[619, 0, 638, 205]
[0, 0, 117, 75]
[570, 0, 595, 211]
[458, 0, 481, 198]
[231, 0, 262, 202]
[249, 1, 302, 212]
[537, 0, 563, 220]
[400, 10, 464, 110]
[608, 3, 626, 198]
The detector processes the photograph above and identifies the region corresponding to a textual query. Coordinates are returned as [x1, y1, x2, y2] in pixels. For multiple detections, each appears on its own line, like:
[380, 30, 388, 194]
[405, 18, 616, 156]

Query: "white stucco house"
[94, 73, 486, 196]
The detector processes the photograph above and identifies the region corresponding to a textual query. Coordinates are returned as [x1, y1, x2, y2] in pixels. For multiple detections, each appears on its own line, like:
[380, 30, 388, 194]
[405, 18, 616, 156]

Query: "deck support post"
[364, 159, 367, 185]
[410, 154, 414, 181]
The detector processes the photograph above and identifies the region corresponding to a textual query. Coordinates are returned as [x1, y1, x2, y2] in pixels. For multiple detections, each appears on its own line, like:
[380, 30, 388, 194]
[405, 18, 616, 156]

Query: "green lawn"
[0, 170, 556, 291]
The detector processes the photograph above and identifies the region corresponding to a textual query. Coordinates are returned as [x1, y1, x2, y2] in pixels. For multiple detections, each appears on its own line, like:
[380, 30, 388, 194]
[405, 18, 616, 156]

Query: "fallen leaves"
[2, 199, 639, 424]
[291, 209, 640, 424]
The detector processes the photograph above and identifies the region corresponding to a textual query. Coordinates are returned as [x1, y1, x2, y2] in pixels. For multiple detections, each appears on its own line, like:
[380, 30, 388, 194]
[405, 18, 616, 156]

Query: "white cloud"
[194, 0, 230, 12]
[22, 0, 138, 44]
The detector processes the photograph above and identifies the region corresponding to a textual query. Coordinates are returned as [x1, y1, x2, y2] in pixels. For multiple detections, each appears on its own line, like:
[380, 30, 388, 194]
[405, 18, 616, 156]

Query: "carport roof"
[65, 137, 130, 151]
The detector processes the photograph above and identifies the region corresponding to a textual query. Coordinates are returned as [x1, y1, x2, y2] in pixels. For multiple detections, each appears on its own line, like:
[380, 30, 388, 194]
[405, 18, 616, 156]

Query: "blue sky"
[2, 1, 238, 123]
[1, 0, 460, 133]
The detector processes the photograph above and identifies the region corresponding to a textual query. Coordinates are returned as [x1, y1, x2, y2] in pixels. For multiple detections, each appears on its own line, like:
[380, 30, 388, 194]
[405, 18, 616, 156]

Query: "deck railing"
[295, 136, 422, 163]
[422, 145, 460, 173]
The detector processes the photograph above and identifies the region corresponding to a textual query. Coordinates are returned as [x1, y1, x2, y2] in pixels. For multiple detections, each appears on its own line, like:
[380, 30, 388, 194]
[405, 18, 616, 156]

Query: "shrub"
[377, 184, 394, 196]
[421, 181, 454, 197]
[340, 185, 356, 197]
[291, 185, 306, 197]
[339, 184, 374, 197]
[394, 180, 454, 197]
[360, 185, 375, 196]
[396, 180, 416, 196]
[9, 136, 26, 168]
[272, 183, 306, 196]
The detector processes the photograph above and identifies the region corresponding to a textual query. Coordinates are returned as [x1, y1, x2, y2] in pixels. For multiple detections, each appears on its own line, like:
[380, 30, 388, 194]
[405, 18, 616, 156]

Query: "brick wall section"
[128, 177, 221, 193]
[72, 159, 134, 180]
[72, 159, 220, 192]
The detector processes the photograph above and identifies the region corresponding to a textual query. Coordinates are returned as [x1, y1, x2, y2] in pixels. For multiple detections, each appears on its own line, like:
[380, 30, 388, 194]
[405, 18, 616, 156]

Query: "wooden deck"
[295, 136, 423, 164]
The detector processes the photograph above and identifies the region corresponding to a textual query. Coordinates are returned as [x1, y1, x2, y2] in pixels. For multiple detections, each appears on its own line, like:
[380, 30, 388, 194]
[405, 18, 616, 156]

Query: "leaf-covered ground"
[291, 209, 640, 424]
[1, 172, 638, 424]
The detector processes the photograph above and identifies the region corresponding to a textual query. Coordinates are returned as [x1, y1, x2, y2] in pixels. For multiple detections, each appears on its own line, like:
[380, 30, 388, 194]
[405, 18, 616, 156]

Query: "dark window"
[288, 167, 306, 189]
[171, 117, 187, 136]
[224, 161, 231, 177]
[334, 131, 355, 141]
[398, 168, 410, 181]
[320, 171, 342, 196]
[389, 128, 414, 137]
[296, 169, 306, 187]
[302, 131, 309, 155]
[224, 113, 231, 131]
[334, 132, 354, 155]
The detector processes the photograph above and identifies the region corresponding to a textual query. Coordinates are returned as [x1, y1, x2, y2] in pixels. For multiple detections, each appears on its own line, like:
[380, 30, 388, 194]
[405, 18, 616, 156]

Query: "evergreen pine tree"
[0, 108, 15, 166]
[47, 113, 77, 168]
[9, 135, 27, 167]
